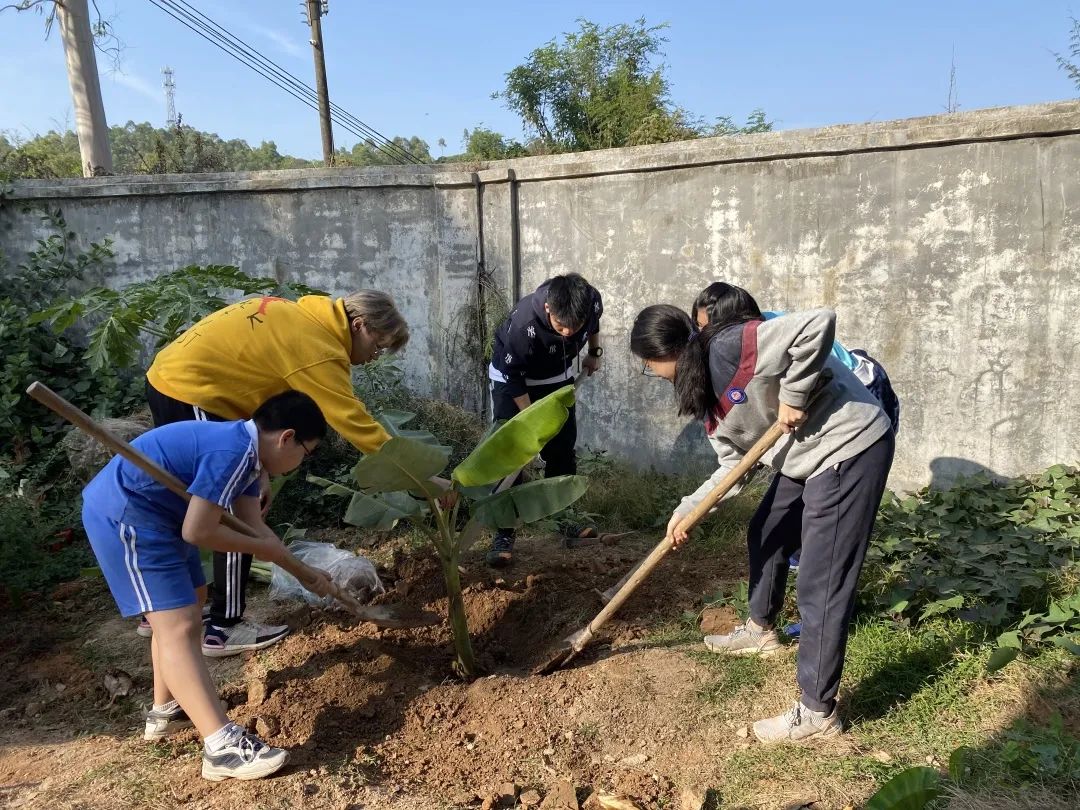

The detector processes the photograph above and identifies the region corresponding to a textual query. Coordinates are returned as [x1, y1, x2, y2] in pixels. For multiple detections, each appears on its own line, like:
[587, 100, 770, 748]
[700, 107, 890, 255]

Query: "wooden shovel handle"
[25, 381, 342, 602]
[573, 421, 787, 648]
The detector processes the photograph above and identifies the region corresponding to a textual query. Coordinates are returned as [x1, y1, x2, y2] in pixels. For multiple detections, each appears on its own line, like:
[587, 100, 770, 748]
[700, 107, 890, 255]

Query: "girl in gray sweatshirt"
[630, 304, 894, 744]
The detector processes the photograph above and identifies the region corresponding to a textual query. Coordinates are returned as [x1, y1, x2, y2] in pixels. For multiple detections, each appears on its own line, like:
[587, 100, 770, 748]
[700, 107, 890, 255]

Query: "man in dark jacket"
[486, 273, 604, 567]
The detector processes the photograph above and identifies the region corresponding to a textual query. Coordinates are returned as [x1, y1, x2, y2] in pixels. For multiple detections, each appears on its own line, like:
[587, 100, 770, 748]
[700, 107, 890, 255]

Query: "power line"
[146, 0, 422, 164]
[151, 0, 418, 164]
[167, 0, 420, 164]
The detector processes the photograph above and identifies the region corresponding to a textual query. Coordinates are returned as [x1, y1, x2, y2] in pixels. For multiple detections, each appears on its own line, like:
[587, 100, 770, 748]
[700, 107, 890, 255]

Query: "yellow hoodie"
[146, 295, 390, 453]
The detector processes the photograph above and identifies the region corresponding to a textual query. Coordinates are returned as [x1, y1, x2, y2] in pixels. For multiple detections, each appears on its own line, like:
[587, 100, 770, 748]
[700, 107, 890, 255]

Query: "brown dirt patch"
[0, 531, 754, 809]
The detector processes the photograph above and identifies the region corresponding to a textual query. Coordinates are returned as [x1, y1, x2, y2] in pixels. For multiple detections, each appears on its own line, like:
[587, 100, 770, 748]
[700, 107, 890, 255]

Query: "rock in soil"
[520, 789, 542, 807]
[617, 753, 649, 768]
[539, 780, 579, 810]
[256, 715, 280, 738]
[680, 786, 708, 810]
[247, 677, 268, 706]
[496, 782, 519, 807]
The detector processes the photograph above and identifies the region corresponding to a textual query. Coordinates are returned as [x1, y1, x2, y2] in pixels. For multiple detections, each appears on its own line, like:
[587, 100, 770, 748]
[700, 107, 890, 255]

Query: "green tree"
[1, 123, 434, 179]
[496, 17, 771, 153]
[460, 127, 527, 160]
[336, 136, 433, 167]
[1055, 16, 1080, 92]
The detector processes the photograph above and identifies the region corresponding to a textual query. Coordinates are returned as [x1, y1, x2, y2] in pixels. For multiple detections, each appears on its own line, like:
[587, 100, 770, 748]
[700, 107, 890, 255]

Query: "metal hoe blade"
[351, 603, 442, 629]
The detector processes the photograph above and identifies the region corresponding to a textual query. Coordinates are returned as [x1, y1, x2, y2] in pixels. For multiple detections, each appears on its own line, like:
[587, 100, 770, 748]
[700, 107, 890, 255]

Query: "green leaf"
[995, 630, 1022, 650]
[1049, 635, 1080, 656]
[306, 474, 356, 497]
[351, 436, 449, 493]
[470, 475, 588, 529]
[343, 490, 425, 531]
[453, 385, 576, 487]
[864, 766, 941, 810]
[374, 408, 448, 452]
[986, 646, 1020, 673]
[919, 594, 964, 620]
[948, 746, 970, 782]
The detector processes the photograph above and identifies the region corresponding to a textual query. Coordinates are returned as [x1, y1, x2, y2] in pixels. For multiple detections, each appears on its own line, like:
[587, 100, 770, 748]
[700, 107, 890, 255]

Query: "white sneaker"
[202, 620, 289, 658]
[752, 701, 842, 744]
[201, 732, 289, 781]
[703, 620, 782, 656]
[143, 706, 192, 741]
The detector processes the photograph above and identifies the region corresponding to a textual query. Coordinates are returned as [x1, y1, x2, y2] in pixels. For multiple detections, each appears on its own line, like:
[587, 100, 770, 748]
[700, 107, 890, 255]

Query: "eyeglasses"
[299, 440, 317, 458]
[641, 362, 661, 378]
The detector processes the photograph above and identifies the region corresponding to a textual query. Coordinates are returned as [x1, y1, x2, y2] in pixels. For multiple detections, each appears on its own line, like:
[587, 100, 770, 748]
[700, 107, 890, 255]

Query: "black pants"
[146, 380, 252, 627]
[490, 378, 577, 537]
[746, 431, 895, 713]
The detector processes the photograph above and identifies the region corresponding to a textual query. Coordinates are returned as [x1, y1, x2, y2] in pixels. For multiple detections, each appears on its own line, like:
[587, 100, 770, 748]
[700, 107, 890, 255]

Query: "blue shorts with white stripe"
[82, 502, 206, 618]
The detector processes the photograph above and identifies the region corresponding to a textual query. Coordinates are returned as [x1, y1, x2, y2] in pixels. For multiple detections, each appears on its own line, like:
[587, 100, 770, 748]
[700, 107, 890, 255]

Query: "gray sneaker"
[202, 732, 289, 781]
[752, 701, 842, 744]
[143, 706, 192, 741]
[703, 620, 781, 656]
[202, 620, 289, 658]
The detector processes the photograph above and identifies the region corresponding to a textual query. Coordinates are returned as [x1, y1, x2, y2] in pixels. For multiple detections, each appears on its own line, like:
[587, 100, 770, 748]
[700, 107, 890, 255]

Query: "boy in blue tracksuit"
[81, 390, 330, 781]
[486, 273, 604, 567]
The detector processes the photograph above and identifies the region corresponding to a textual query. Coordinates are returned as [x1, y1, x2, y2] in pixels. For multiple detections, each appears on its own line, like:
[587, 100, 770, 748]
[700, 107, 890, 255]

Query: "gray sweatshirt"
[674, 309, 892, 520]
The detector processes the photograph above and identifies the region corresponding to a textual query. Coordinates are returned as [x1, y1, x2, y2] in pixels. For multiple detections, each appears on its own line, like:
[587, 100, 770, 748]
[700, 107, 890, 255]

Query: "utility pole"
[163, 66, 177, 128]
[305, 0, 334, 166]
[56, 0, 113, 176]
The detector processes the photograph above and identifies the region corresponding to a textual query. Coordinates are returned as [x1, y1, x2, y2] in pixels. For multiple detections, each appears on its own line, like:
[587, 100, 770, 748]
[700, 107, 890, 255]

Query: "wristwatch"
[588, 346, 604, 358]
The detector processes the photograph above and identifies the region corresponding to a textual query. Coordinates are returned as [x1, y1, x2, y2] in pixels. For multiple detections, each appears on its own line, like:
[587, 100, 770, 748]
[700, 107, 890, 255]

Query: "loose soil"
[0, 530, 912, 809]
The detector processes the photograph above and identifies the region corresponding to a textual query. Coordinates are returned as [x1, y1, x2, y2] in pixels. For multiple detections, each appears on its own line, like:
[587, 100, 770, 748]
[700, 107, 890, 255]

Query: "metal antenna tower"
[162, 66, 177, 127]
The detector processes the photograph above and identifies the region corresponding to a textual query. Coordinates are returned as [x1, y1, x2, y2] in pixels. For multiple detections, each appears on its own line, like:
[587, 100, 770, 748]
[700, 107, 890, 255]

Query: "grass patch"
[690, 651, 770, 705]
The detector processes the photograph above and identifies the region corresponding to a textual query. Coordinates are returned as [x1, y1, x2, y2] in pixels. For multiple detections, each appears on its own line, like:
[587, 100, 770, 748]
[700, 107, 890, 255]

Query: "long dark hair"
[691, 282, 762, 328]
[630, 304, 722, 420]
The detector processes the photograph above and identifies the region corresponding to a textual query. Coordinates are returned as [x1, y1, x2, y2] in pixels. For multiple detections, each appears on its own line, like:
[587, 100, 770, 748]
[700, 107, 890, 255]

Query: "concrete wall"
[5, 100, 1080, 489]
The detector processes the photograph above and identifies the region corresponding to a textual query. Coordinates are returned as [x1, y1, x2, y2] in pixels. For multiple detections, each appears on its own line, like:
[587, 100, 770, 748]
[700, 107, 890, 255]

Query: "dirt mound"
[0, 530, 745, 809]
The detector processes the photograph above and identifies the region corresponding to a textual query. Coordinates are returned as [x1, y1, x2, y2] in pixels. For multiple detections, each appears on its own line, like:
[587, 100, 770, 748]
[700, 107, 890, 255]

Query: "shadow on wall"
[928, 456, 1008, 490]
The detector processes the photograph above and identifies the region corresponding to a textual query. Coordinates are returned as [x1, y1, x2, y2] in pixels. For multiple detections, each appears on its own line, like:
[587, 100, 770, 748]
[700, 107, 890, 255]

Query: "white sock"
[203, 722, 243, 753]
[152, 700, 180, 714]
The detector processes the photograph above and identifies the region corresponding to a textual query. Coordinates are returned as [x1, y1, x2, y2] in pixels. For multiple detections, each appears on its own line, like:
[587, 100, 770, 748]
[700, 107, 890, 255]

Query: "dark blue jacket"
[488, 279, 603, 397]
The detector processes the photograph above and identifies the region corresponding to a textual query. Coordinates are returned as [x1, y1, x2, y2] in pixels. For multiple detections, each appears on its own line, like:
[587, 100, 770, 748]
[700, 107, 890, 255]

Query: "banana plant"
[311, 385, 587, 677]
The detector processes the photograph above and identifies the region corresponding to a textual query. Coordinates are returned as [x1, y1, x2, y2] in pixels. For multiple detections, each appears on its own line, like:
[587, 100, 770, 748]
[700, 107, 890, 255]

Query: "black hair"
[253, 391, 327, 443]
[545, 273, 593, 330]
[691, 282, 762, 329]
[630, 304, 721, 421]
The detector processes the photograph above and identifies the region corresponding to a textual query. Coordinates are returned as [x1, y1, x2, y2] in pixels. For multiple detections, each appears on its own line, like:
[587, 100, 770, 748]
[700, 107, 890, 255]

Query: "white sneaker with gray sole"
[202, 619, 289, 658]
[143, 706, 193, 741]
[703, 620, 781, 656]
[202, 732, 289, 781]
[752, 700, 842, 744]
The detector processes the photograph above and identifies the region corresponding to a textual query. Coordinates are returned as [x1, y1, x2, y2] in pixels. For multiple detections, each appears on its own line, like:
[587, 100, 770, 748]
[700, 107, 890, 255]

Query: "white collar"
[243, 419, 262, 473]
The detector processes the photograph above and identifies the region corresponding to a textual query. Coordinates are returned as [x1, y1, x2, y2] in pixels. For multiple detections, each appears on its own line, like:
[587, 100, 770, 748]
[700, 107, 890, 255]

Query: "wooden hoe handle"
[25, 381, 353, 607]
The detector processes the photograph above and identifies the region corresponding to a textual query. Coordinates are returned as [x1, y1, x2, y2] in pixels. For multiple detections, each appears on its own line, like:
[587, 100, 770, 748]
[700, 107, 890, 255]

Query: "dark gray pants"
[747, 432, 895, 713]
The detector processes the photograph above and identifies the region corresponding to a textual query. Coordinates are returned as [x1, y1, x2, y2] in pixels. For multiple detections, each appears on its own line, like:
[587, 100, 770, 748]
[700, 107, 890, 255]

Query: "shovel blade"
[351, 603, 442, 629]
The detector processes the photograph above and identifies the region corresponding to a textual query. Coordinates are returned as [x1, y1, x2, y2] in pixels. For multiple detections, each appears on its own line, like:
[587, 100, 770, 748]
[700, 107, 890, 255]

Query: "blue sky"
[2, 1, 1078, 159]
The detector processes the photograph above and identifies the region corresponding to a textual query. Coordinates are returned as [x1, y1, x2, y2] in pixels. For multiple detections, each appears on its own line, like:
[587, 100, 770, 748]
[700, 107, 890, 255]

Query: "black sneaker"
[485, 532, 515, 568]
[202, 732, 289, 781]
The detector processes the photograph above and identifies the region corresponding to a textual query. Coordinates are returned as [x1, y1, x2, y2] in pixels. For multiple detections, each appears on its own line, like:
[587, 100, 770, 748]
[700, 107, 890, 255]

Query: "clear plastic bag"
[269, 540, 384, 608]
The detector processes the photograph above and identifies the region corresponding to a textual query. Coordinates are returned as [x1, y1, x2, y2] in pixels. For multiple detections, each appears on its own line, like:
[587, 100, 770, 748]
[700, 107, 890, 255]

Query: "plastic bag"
[269, 540, 384, 608]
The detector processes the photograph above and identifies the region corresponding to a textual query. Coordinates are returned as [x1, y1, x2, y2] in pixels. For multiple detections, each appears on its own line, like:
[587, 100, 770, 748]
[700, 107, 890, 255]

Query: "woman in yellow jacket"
[143, 290, 408, 656]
